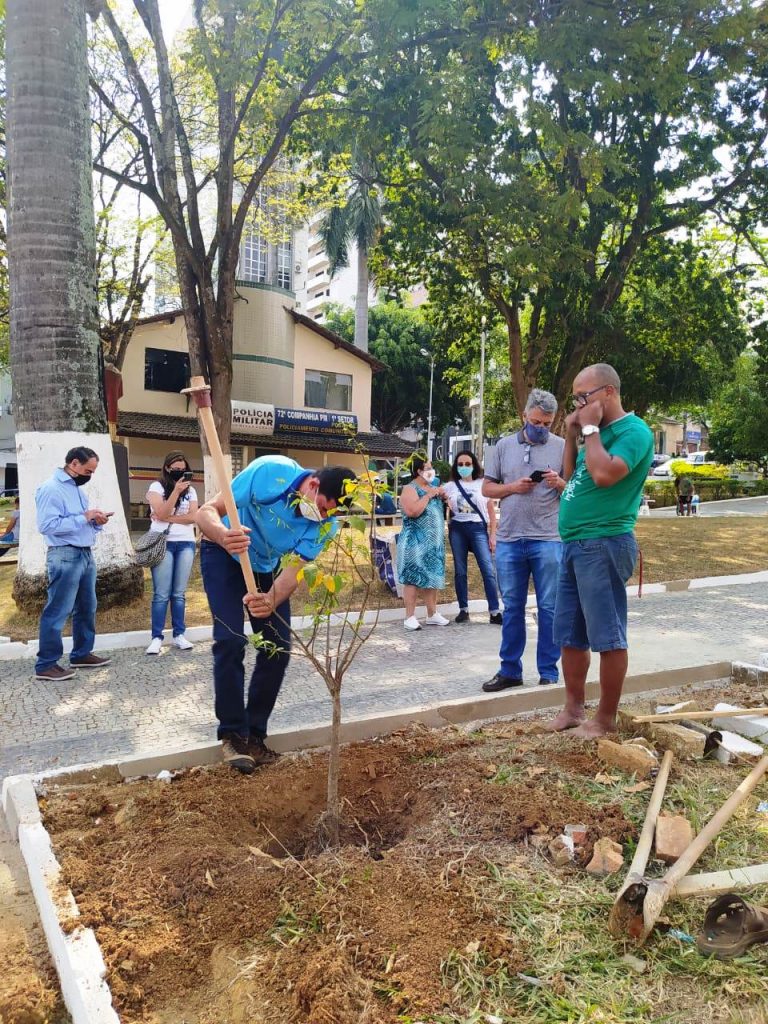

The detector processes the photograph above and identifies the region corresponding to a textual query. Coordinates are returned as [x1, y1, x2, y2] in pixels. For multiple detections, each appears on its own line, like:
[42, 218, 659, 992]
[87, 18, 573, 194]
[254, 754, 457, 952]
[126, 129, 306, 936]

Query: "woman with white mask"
[396, 455, 449, 630]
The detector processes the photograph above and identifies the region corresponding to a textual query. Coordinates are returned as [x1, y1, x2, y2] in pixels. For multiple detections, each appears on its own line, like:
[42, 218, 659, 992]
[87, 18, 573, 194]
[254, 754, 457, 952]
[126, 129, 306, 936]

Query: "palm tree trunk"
[354, 243, 370, 353]
[6, 0, 142, 610]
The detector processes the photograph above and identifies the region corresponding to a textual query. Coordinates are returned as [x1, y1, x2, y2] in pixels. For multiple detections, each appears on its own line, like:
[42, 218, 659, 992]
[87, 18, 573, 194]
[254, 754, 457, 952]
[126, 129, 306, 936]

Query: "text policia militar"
[230, 400, 358, 437]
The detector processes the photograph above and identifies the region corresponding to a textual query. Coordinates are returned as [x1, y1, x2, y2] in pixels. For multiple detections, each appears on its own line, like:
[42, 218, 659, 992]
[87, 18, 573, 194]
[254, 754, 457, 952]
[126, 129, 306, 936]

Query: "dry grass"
[0, 517, 765, 641]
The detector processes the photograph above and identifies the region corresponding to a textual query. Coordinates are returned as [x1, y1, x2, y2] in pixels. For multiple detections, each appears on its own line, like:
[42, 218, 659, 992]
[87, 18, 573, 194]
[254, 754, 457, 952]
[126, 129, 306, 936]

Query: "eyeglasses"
[572, 384, 610, 408]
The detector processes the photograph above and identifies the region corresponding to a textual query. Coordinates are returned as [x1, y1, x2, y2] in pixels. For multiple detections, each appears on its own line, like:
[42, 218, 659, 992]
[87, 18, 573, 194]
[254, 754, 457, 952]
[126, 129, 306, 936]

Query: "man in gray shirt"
[482, 389, 566, 689]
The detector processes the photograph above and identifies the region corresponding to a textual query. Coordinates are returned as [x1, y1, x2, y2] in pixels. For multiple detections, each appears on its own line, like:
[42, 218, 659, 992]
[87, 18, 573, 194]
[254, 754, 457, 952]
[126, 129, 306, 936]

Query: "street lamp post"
[420, 348, 435, 460]
[477, 315, 487, 458]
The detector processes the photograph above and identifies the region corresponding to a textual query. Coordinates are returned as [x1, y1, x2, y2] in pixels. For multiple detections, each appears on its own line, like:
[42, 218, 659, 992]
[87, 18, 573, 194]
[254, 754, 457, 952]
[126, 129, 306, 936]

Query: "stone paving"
[1, 581, 767, 782]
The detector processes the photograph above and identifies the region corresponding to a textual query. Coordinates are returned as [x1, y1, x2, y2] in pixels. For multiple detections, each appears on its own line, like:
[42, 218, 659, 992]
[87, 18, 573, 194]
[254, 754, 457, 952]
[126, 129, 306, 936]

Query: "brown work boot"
[70, 653, 112, 669]
[221, 734, 256, 774]
[247, 736, 280, 766]
[35, 664, 76, 681]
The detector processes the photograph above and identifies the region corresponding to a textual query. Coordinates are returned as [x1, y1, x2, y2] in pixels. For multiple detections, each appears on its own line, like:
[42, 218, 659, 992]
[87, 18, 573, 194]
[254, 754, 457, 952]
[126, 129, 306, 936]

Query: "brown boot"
[221, 734, 255, 774]
[70, 653, 112, 669]
[247, 736, 280, 767]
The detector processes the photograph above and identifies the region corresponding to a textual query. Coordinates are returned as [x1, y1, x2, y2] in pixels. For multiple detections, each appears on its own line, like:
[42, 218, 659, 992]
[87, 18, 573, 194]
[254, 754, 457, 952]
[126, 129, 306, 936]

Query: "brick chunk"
[586, 837, 624, 876]
[597, 738, 657, 779]
[655, 813, 693, 864]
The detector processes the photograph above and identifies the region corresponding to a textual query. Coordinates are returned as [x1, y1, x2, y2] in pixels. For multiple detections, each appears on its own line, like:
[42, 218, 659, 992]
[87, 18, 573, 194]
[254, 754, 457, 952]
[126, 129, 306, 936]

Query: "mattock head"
[181, 375, 212, 408]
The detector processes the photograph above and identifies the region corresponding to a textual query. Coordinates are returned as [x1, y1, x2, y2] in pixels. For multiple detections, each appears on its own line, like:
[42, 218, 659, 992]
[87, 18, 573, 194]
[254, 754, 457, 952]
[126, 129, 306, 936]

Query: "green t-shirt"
[559, 414, 654, 542]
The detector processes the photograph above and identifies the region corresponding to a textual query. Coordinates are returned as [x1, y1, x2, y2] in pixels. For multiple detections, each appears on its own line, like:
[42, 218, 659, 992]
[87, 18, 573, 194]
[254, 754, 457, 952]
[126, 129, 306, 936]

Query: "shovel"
[614, 755, 768, 944]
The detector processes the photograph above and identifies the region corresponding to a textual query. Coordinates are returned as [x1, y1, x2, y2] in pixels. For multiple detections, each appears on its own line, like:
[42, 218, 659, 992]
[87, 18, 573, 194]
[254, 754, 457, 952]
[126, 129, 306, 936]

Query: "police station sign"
[231, 400, 357, 437]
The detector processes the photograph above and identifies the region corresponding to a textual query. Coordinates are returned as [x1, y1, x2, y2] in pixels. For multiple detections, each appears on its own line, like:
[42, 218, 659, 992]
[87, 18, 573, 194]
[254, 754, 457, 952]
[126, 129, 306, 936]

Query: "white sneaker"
[145, 637, 162, 655]
[403, 616, 422, 631]
[425, 613, 450, 627]
[173, 635, 194, 651]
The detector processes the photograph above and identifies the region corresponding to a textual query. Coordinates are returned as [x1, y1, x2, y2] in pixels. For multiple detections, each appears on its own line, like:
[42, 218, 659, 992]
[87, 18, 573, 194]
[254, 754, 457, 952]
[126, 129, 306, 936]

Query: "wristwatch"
[581, 424, 600, 437]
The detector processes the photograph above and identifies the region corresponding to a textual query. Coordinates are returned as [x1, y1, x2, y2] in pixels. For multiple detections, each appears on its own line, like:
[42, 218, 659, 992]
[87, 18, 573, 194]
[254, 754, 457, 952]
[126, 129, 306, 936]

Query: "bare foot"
[570, 718, 617, 740]
[543, 708, 585, 732]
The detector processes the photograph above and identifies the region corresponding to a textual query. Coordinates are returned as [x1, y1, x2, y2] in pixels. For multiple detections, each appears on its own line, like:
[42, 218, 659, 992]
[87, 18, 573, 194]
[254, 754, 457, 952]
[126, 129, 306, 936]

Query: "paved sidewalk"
[1, 581, 766, 782]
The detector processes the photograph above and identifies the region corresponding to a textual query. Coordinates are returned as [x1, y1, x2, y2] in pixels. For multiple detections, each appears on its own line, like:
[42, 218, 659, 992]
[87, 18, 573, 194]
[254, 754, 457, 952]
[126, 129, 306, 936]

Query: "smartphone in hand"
[182, 471, 194, 481]
[529, 470, 545, 483]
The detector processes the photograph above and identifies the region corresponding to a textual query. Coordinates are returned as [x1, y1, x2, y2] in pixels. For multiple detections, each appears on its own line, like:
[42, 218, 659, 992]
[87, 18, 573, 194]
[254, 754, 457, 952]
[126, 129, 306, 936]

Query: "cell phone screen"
[529, 470, 545, 483]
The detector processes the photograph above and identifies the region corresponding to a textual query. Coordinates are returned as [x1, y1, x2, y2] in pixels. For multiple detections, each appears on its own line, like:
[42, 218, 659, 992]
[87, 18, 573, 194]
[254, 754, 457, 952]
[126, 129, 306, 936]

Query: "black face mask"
[168, 469, 186, 481]
[73, 474, 91, 487]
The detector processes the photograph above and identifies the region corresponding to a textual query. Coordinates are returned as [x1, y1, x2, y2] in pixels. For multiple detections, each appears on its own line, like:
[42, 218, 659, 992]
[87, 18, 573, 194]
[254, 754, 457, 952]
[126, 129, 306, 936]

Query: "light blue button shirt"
[35, 468, 103, 548]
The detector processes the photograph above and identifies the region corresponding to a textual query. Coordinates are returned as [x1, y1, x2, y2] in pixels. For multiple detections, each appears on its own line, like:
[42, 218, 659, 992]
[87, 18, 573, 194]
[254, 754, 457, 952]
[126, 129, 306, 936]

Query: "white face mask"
[298, 496, 324, 522]
[421, 469, 436, 484]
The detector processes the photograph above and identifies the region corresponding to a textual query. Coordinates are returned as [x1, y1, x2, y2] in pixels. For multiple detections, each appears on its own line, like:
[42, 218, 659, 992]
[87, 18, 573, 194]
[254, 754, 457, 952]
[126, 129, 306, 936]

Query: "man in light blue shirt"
[34, 446, 113, 681]
[197, 455, 355, 774]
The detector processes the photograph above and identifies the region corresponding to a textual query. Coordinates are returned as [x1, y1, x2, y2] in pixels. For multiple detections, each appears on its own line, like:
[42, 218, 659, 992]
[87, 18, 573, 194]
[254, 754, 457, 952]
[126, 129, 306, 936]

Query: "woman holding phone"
[443, 451, 501, 624]
[145, 451, 199, 654]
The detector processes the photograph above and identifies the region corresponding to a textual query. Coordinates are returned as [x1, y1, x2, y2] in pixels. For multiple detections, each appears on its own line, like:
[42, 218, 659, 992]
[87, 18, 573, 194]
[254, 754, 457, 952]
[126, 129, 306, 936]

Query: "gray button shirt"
[484, 430, 566, 542]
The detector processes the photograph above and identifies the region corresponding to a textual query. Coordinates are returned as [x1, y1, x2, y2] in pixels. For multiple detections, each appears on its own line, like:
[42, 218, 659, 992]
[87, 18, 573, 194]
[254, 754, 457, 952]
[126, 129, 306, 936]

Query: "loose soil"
[41, 726, 634, 1024]
[0, 828, 68, 1024]
[28, 685, 768, 1022]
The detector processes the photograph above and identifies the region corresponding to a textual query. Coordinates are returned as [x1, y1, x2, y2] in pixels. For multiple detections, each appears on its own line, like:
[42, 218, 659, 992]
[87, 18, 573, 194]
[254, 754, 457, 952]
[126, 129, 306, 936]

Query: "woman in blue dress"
[397, 456, 449, 630]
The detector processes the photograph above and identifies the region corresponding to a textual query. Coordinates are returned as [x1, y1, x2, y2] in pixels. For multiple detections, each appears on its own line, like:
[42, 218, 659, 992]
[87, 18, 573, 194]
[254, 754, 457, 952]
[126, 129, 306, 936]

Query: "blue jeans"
[150, 541, 196, 639]
[553, 533, 638, 652]
[200, 540, 291, 739]
[495, 538, 562, 682]
[36, 546, 97, 671]
[448, 520, 499, 613]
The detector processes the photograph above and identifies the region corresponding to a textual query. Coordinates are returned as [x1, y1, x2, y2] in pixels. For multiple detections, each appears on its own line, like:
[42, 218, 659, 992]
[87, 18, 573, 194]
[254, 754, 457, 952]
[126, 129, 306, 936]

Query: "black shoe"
[455, 610, 470, 623]
[221, 734, 256, 774]
[482, 673, 524, 692]
[247, 736, 281, 766]
[538, 677, 558, 686]
[489, 612, 503, 625]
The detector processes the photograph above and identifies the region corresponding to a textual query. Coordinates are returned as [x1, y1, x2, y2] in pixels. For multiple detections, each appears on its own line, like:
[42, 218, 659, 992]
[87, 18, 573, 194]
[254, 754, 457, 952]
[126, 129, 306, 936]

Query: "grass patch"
[1, 517, 766, 640]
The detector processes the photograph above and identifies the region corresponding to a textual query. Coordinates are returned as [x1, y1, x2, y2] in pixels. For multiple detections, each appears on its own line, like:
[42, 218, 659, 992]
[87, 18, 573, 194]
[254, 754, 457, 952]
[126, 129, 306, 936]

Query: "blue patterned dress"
[396, 484, 445, 589]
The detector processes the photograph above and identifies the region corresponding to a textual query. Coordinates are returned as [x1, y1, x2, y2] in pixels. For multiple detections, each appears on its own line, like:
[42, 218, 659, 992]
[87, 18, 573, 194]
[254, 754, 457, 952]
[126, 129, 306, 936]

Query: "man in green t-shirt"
[546, 363, 654, 738]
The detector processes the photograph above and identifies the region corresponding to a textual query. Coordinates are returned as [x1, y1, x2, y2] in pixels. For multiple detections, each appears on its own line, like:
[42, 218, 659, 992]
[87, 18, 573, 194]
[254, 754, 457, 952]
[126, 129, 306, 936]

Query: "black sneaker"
[538, 677, 558, 686]
[482, 673, 524, 692]
[221, 734, 256, 774]
[455, 610, 470, 623]
[489, 612, 503, 625]
[247, 736, 280, 766]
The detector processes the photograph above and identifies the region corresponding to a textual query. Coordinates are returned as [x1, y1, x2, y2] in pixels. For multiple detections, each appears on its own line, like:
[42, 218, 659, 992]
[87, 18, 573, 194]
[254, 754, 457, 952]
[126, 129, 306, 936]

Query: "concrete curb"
[1, 655, 735, 1024]
[1, 779, 119, 1024]
[1, 568, 767, 660]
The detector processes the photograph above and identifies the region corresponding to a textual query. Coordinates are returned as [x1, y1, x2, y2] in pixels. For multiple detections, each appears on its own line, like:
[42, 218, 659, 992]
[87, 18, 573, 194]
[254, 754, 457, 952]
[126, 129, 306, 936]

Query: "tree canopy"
[351, 0, 768, 420]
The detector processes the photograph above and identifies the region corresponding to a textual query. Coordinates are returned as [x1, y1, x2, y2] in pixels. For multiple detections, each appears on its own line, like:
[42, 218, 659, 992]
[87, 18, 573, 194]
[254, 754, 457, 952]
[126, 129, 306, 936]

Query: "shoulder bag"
[455, 480, 488, 525]
[133, 523, 170, 568]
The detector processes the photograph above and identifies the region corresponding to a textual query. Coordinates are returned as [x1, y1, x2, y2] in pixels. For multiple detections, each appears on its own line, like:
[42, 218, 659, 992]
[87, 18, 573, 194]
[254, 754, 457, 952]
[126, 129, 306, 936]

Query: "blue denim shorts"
[553, 533, 638, 652]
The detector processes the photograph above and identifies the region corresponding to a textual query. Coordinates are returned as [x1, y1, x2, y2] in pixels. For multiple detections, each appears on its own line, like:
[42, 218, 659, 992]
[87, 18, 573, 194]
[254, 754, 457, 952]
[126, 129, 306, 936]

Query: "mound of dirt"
[41, 726, 636, 1023]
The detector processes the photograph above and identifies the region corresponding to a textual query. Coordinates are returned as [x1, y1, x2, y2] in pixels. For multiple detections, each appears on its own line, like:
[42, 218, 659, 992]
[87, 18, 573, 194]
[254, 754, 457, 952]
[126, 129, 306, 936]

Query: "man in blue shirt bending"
[197, 455, 355, 773]
[35, 447, 113, 681]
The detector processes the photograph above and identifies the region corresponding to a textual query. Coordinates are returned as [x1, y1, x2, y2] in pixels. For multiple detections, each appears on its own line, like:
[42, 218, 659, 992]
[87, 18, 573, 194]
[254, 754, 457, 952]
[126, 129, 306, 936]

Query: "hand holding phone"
[182, 471, 194, 481]
[529, 470, 545, 483]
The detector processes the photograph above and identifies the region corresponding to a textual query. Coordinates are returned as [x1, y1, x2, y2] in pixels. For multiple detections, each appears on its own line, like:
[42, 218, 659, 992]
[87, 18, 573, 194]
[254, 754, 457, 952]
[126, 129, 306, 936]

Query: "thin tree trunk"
[354, 243, 369, 352]
[6, 0, 142, 610]
[326, 686, 342, 846]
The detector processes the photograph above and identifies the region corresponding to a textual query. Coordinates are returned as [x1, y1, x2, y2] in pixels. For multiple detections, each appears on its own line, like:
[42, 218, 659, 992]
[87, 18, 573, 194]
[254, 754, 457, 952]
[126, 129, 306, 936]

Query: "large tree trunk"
[6, 0, 142, 611]
[354, 243, 370, 353]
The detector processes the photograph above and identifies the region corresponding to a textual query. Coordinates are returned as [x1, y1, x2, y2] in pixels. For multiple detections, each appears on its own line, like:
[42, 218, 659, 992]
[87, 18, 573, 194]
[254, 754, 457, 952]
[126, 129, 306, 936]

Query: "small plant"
[249, 449, 389, 846]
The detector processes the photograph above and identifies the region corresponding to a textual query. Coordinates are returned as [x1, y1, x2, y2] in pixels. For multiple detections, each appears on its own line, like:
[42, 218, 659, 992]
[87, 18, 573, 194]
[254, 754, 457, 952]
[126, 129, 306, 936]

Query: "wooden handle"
[633, 707, 768, 724]
[627, 749, 674, 880]
[196, 404, 259, 595]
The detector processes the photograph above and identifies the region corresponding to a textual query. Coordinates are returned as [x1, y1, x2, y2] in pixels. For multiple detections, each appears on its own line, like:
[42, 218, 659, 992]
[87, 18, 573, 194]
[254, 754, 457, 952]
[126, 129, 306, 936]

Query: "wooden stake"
[632, 707, 768, 724]
[674, 863, 768, 900]
[181, 375, 258, 595]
